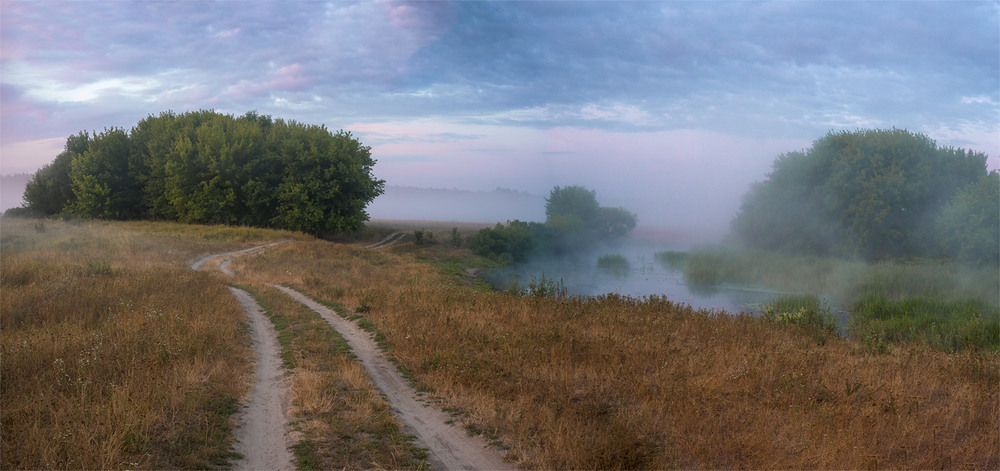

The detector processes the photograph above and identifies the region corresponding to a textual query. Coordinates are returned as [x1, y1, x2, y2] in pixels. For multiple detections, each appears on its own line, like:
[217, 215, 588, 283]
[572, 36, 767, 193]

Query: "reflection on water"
[481, 247, 785, 315]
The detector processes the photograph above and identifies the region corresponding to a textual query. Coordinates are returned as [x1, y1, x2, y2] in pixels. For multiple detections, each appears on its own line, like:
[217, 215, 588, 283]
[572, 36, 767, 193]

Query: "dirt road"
[365, 232, 409, 249]
[228, 287, 294, 470]
[274, 285, 512, 470]
[193, 244, 293, 470]
[195, 241, 512, 470]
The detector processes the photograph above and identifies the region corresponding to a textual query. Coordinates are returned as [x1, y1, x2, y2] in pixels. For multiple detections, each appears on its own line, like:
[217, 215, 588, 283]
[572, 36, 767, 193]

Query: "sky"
[2, 1, 998, 232]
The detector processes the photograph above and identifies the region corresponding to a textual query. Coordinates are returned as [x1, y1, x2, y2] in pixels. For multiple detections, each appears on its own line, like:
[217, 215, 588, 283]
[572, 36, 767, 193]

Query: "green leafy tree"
[545, 185, 600, 232]
[544, 185, 636, 247]
[731, 129, 989, 260]
[22, 132, 90, 215]
[936, 172, 999, 265]
[66, 128, 143, 219]
[16, 110, 384, 233]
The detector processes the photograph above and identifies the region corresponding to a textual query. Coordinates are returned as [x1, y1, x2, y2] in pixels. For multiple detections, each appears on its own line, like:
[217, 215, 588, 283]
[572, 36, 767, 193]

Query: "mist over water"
[480, 236, 777, 314]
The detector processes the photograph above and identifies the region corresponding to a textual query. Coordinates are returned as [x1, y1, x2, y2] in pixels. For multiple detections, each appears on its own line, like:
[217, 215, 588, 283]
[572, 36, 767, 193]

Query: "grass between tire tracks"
[236, 282, 432, 470]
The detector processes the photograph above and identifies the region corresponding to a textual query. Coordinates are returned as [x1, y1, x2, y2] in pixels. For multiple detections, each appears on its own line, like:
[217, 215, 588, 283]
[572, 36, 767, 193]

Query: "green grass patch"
[761, 295, 838, 345]
[597, 254, 630, 275]
[291, 440, 321, 470]
[851, 295, 1000, 353]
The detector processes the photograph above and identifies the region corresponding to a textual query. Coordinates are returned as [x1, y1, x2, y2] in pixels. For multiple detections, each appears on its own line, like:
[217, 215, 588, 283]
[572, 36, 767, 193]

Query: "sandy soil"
[192, 244, 293, 470]
[274, 284, 513, 470]
[228, 287, 294, 471]
[189, 240, 289, 271]
[365, 231, 409, 249]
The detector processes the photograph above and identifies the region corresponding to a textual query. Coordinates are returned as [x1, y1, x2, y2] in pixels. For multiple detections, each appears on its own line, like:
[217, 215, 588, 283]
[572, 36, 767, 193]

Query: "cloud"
[265, 64, 312, 92]
[1, 0, 996, 183]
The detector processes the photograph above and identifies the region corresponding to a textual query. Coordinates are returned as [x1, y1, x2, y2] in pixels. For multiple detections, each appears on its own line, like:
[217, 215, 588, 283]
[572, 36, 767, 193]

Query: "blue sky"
[2, 1, 997, 229]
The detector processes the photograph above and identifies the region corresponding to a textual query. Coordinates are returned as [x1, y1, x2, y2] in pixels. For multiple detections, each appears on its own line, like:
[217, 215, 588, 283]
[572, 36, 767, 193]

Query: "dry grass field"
[237, 236, 999, 469]
[4, 218, 997, 469]
[0, 219, 307, 468]
[0, 218, 433, 469]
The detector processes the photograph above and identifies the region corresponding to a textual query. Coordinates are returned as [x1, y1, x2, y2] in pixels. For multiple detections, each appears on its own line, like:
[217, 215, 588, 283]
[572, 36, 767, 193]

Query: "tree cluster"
[18, 110, 385, 234]
[470, 185, 637, 263]
[730, 129, 997, 264]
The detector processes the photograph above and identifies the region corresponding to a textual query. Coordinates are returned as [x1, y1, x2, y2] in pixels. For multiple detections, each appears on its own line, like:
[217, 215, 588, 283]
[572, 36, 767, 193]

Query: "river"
[480, 242, 784, 315]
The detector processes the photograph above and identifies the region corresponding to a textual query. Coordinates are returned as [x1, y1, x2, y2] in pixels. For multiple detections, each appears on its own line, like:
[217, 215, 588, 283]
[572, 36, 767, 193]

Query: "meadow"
[3, 219, 997, 469]
[0, 219, 306, 468]
[0, 218, 436, 469]
[236, 226, 998, 469]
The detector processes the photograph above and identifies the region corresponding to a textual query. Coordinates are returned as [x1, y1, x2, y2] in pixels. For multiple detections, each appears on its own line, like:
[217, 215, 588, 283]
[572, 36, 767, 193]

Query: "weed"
[850, 294, 1000, 352]
[505, 272, 567, 298]
[291, 441, 320, 470]
[596, 253, 630, 276]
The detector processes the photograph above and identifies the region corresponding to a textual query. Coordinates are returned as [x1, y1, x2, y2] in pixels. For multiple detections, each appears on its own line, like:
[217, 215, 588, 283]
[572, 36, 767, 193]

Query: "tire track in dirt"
[365, 232, 409, 249]
[273, 284, 512, 471]
[192, 243, 293, 471]
[189, 240, 290, 271]
[227, 287, 294, 471]
[197, 240, 511, 470]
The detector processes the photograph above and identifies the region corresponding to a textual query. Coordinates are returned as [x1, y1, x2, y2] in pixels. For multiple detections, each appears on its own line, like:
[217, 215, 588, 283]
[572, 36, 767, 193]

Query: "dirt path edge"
[228, 287, 294, 471]
[273, 284, 512, 471]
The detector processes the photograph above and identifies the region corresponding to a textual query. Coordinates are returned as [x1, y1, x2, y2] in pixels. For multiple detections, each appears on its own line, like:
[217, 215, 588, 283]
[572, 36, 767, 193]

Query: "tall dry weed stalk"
[239, 239, 999, 469]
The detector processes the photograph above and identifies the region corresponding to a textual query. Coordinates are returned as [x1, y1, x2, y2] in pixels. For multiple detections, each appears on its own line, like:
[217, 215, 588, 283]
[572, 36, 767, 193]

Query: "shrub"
[469, 220, 535, 263]
[761, 295, 838, 335]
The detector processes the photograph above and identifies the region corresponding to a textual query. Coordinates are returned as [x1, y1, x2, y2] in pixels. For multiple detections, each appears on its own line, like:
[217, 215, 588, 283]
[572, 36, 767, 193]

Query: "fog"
[368, 186, 546, 224]
[0, 174, 30, 214]
[479, 237, 779, 315]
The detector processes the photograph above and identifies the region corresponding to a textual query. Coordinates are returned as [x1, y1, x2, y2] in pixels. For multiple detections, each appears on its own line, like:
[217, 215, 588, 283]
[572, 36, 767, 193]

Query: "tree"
[936, 171, 999, 265]
[67, 128, 143, 219]
[731, 129, 989, 260]
[546, 186, 600, 227]
[16, 110, 385, 233]
[22, 132, 89, 215]
[597, 206, 638, 238]
[544, 185, 635, 247]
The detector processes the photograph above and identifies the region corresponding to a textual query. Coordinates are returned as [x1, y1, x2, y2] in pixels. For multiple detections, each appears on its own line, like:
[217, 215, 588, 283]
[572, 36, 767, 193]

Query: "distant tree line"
[470, 185, 637, 263]
[730, 128, 997, 265]
[15, 110, 384, 234]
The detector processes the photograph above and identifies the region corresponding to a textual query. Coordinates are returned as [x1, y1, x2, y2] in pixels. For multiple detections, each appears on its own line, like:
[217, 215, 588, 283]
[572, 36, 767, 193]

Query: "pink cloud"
[265, 63, 311, 92]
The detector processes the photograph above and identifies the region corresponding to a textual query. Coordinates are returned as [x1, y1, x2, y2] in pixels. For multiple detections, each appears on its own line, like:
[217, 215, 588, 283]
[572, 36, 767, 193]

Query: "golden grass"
[6, 218, 996, 469]
[235, 239, 1000, 469]
[0, 218, 300, 469]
